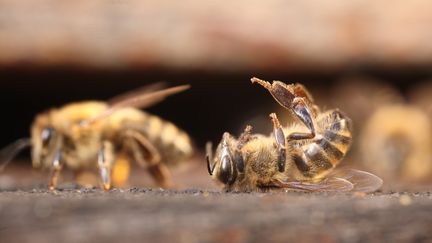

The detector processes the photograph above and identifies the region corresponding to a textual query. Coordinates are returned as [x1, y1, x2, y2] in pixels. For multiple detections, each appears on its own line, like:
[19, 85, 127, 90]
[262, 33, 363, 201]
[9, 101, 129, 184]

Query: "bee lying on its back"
[206, 78, 382, 192]
[1, 83, 193, 190]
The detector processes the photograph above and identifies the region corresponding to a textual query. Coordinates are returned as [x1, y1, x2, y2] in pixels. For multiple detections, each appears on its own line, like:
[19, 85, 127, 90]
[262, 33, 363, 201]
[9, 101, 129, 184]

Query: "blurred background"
[0, 0, 431, 190]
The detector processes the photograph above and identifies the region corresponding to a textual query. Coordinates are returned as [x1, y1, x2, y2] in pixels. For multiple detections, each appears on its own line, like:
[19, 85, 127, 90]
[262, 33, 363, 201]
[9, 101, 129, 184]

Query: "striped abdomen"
[129, 112, 193, 166]
[291, 109, 352, 178]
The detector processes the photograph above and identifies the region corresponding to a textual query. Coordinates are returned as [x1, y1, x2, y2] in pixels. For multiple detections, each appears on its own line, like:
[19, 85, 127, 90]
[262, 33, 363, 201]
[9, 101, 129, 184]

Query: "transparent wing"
[107, 82, 167, 105]
[330, 168, 383, 193]
[272, 177, 354, 192]
[80, 84, 190, 126]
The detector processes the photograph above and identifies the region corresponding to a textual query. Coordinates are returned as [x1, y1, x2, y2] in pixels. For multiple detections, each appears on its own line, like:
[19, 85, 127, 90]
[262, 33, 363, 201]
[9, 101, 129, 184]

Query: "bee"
[0, 83, 193, 190]
[409, 80, 432, 119]
[359, 104, 432, 183]
[329, 76, 403, 127]
[206, 77, 382, 192]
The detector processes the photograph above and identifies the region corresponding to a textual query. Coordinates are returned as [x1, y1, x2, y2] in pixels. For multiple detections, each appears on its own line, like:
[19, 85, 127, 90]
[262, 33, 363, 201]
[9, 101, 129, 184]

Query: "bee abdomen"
[315, 138, 345, 163]
[320, 109, 351, 140]
[295, 109, 352, 177]
[304, 143, 334, 169]
[317, 109, 352, 163]
[139, 113, 193, 165]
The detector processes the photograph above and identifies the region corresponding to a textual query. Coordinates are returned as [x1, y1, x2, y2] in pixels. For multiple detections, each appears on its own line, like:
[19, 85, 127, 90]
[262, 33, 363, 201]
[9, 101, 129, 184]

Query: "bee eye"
[218, 155, 235, 185]
[41, 127, 54, 146]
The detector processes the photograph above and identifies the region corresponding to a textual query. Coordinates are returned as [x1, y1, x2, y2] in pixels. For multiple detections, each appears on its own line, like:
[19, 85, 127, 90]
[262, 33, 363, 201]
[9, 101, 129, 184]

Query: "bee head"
[31, 113, 62, 169]
[206, 132, 241, 185]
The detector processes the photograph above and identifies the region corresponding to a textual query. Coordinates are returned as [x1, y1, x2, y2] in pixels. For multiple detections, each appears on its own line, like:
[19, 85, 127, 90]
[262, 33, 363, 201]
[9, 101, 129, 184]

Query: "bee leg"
[111, 154, 131, 188]
[251, 77, 296, 109]
[48, 150, 63, 190]
[126, 130, 172, 188]
[288, 97, 316, 140]
[98, 141, 114, 191]
[147, 163, 172, 188]
[270, 113, 286, 172]
[251, 78, 316, 140]
[237, 125, 254, 147]
[233, 125, 254, 173]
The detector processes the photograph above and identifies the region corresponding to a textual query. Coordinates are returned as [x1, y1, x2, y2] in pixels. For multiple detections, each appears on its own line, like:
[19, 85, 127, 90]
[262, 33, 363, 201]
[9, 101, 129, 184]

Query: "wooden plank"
[0, 190, 431, 242]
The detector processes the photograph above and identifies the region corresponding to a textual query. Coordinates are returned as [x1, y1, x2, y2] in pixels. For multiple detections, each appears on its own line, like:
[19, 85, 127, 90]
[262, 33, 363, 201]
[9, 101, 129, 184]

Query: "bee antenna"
[0, 138, 31, 172]
[206, 142, 215, 175]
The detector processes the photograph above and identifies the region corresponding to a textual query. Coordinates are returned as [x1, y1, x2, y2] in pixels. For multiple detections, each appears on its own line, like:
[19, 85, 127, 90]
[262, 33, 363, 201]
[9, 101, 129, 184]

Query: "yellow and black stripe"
[292, 109, 352, 177]
[136, 113, 193, 165]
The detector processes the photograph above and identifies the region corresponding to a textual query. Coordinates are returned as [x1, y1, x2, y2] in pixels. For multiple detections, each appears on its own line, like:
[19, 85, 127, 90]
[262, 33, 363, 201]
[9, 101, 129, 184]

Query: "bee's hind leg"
[251, 77, 316, 140]
[288, 97, 316, 140]
[147, 162, 172, 188]
[125, 130, 172, 188]
[48, 150, 63, 190]
[98, 141, 115, 191]
[270, 113, 286, 172]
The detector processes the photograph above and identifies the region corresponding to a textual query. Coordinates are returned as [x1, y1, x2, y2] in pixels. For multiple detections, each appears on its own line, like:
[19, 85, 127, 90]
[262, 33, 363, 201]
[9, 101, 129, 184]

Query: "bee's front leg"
[234, 125, 255, 173]
[270, 113, 286, 172]
[237, 125, 253, 147]
[98, 141, 114, 191]
[48, 150, 63, 190]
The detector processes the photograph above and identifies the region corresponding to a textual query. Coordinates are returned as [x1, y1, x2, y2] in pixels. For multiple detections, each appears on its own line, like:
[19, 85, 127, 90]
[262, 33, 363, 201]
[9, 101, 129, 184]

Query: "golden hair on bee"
[1, 83, 193, 191]
[207, 78, 382, 193]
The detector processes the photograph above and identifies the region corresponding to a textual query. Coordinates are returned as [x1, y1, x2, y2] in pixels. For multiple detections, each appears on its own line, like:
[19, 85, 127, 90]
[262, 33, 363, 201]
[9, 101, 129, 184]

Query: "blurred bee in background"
[408, 80, 432, 119]
[360, 104, 432, 183]
[0, 83, 193, 190]
[329, 76, 403, 161]
[329, 76, 403, 126]
[409, 81, 432, 178]
[206, 77, 382, 192]
[329, 77, 432, 185]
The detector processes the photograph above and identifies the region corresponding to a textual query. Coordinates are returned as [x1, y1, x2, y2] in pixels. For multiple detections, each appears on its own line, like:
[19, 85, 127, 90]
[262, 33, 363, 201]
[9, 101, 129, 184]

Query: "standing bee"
[0, 83, 193, 190]
[206, 78, 382, 192]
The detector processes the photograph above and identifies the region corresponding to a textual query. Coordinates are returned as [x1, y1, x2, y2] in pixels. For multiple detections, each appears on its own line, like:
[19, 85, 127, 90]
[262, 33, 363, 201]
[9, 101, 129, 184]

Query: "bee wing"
[330, 168, 383, 193]
[107, 82, 167, 105]
[79, 84, 190, 126]
[273, 177, 354, 192]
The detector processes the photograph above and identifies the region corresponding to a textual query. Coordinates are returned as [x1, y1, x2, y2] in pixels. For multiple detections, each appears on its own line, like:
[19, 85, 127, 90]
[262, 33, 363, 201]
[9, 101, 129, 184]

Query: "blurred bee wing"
[0, 138, 32, 172]
[272, 177, 354, 192]
[80, 84, 190, 126]
[107, 82, 167, 105]
[330, 169, 383, 193]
